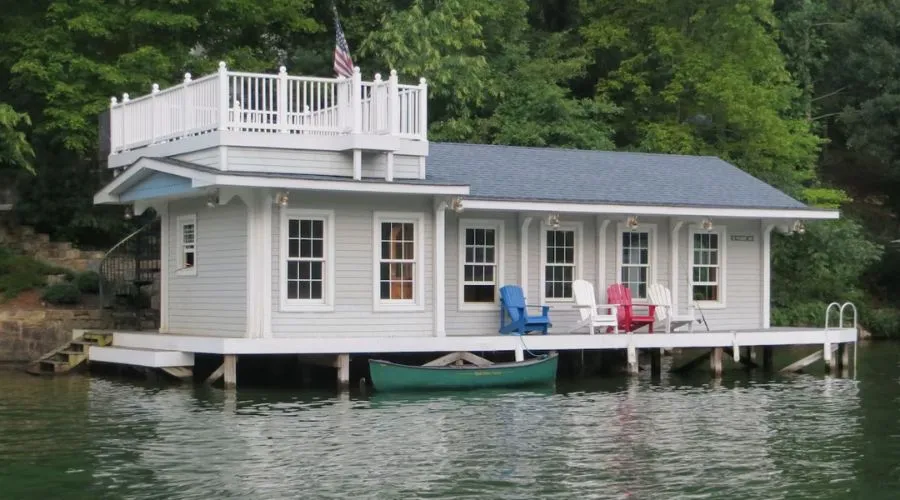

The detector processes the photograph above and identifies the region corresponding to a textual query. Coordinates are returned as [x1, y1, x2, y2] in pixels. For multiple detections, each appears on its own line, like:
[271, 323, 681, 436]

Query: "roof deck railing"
[108, 62, 427, 154]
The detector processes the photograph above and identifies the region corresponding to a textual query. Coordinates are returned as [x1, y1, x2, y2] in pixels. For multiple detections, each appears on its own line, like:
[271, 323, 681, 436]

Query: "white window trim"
[279, 208, 336, 312]
[688, 224, 727, 309]
[539, 220, 584, 303]
[373, 211, 426, 312]
[615, 222, 658, 301]
[458, 219, 505, 312]
[175, 214, 197, 277]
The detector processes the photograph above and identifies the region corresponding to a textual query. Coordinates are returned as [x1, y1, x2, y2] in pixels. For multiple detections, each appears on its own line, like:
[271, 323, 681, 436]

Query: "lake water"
[1, 343, 898, 499]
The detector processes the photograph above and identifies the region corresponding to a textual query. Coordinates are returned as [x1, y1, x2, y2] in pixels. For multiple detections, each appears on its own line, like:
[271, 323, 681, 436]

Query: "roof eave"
[460, 199, 839, 220]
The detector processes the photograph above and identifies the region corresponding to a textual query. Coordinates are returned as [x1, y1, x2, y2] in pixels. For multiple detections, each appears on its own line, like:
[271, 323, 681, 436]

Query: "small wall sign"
[731, 234, 754, 242]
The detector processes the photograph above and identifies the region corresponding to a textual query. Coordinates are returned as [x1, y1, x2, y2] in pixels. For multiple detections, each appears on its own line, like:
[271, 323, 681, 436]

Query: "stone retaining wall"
[0, 309, 116, 362]
[0, 224, 105, 272]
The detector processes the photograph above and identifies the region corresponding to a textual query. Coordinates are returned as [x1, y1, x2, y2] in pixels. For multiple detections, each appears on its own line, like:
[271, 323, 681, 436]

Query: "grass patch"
[0, 246, 71, 300]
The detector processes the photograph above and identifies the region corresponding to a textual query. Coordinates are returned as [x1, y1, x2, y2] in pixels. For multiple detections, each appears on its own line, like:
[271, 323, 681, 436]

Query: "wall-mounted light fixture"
[547, 213, 561, 229]
[792, 219, 806, 235]
[275, 191, 289, 207]
[124, 206, 133, 220]
[450, 197, 464, 213]
[626, 215, 639, 230]
[206, 189, 220, 208]
[701, 217, 714, 231]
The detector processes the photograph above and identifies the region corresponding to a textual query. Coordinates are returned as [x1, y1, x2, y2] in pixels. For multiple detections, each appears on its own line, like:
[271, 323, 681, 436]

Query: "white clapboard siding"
[444, 212, 519, 336]
[677, 220, 761, 330]
[168, 197, 248, 336]
[227, 148, 351, 176]
[270, 193, 434, 338]
[362, 153, 421, 179]
[174, 148, 220, 169]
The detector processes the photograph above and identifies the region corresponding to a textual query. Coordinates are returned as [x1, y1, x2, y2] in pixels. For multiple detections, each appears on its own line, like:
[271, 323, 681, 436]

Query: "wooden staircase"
[26, 331, 113, 375]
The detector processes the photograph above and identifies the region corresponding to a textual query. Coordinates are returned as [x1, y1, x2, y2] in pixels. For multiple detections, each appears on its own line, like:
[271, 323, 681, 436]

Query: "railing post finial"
[184, 73, 192, 84]
[374, 73, 382, 82]
[110, 96, 117, 106]
[218, 61, 227, 71]
[151, 83, 159, 94]
[122, 93, 130, 102]
[279, 65, 287, 75]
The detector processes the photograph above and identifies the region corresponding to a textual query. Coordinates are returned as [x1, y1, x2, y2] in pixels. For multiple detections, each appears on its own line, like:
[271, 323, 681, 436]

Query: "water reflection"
[0, 343, 898, 499]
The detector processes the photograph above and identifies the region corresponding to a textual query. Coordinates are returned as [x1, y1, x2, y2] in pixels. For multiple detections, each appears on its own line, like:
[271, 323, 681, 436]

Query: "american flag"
[333, 7, 354, 78]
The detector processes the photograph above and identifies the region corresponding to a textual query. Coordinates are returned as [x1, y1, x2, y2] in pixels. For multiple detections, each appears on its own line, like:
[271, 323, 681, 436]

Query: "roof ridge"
[430, 141, 722, 161]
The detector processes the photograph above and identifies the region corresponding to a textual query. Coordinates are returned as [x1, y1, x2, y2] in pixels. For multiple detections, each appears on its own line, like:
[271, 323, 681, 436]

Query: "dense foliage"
[0, 0, 897, 333]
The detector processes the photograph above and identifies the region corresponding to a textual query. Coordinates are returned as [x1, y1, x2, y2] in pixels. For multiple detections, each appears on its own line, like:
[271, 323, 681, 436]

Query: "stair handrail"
[98, 216, 161, 308]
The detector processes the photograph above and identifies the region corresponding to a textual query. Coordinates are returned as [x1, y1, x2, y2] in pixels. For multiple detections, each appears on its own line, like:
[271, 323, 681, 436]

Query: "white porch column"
[434, 201, 447, 337]
[158, 203, 170, 333]
[519, 216, 533, 295]
[670, 220, 684, 313]
[595, 217, 610, 302]
[245, 191, 273, 339]
[761, 222, 776, 328]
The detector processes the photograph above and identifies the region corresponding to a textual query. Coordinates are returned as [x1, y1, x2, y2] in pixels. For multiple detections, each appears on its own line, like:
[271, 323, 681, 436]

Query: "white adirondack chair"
[571, 280, 619, 334]
[647, 283, 697, 332]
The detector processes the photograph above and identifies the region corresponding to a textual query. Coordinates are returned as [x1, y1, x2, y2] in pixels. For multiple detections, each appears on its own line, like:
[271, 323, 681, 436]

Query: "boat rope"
[517, 334, 545, 359]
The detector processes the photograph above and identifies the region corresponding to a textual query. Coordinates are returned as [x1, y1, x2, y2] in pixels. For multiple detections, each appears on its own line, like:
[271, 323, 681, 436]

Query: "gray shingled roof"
[426, 142, 808, 210]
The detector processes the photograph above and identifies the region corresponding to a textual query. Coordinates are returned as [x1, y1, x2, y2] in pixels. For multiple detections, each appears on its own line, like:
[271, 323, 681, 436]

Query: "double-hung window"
[541, 222, 582, 301]
[374, 212, 424, 311]
[459, 220, 503, 309]
[617, 224, 656, 299]
[281, 209, 334, 312]
[176, 214, 197, 276]
[690, 227, 725, 307]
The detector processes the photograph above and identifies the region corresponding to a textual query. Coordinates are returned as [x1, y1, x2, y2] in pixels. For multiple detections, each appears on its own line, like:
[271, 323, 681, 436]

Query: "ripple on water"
[1, 344, 899, 499]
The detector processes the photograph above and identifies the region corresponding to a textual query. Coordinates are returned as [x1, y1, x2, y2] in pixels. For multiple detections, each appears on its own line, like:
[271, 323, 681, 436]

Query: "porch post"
[761, 223, 776, 328]
[245, 191, 260, 338]
[519, 216, 533, 297]
[260, 192, 273, 338]
[670, 220, 684, 313]
[596, 217, 610, 302]
[434, 200, 447, 337]
[245, 191, 273, 339]
[158, 203, 170, 333]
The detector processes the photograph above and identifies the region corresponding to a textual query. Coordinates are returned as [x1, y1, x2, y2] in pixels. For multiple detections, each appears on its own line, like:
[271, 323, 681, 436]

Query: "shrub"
[41, 282, 81, 305]
[861, 308, 900, 339]
[75, 271, 101, 294]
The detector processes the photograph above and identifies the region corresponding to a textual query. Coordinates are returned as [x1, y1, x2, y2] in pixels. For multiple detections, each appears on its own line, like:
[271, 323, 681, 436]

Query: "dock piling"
[337, 353, 350, 390]
[650, 349, 661, 378]
[223, 355, 237, 389]
[762, 347, 773, 371]
[626, 346, 638, 375]
[710, 347, 723, 377]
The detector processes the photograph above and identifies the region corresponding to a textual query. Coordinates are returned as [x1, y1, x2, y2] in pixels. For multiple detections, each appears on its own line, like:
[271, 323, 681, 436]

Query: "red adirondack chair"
[606, 283, 656, 333]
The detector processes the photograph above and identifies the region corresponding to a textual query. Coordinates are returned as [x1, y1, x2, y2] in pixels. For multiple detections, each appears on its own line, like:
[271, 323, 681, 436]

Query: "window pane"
[464, 265, 475, 281]
[310, 262, 323, 280]
[381, 222, 392, 240]
[310, 280, 322, 300]
[381, 242, 391, 259]
[311, 240, 323, 258]
[312, 220, 324, 239]
[484, 266, 494, 282]
[289, 239, 299, 258]
[485, 230, 495, 246]
[287, 281, 299, 299]
[402, 223, 414, 241]
[300, 239, 312, 258]
[185, 251, 195, 267]
[474, 229, 485, 245]
[466, 229, 475, 245]
[464, 285, 495, 303]
[288, 261, 299, 280]
[399, 281, 413, 300]
[299, 262, 311, 280]
[380, 263, 390, 281]
[289, 220, 299, 238]
[403, 242, 414, 260]
[380, 281, 391, 299]
[299, 281, 311, 299]
[639, 249, 648, 265]
[485, 247, 495, 263]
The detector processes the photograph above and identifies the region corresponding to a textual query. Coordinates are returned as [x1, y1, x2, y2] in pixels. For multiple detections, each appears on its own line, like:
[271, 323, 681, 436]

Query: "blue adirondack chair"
[499, 285, 552, 335]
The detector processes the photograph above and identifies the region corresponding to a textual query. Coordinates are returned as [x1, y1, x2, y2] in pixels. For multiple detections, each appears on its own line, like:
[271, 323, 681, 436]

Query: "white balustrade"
[108, 62, 428, 154]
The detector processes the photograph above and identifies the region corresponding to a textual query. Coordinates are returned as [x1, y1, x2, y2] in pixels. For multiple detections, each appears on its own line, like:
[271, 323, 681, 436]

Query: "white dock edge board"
[112, 328, 858, 355]
[90, 346, 195, 367]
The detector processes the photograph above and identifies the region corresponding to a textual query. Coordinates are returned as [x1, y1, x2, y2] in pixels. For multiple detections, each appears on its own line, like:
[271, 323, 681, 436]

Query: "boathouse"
[87, 64, 858, 385]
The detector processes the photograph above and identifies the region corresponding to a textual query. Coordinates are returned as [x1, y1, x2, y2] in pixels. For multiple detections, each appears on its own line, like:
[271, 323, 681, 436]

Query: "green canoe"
[368, 353, 558, 392]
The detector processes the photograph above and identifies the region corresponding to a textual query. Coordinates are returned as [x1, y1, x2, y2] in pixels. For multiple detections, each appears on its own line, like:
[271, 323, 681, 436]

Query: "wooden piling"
[650, 349, 661, 378]
[626, 346, 639, 375]
[762, 347, 774, 371]
[839, 343, 850, 371]
[223, 354, 237, 389]
[710, 347, 723, 377]
[337, 353, 350, 390]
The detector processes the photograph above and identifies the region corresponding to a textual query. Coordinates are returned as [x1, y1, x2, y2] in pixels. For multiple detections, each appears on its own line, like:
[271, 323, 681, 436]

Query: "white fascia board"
[108, 131, 430, 168]
[213, 174, 468, 196]
[94, 157, 216, 205]
[462, 199, 839, 220]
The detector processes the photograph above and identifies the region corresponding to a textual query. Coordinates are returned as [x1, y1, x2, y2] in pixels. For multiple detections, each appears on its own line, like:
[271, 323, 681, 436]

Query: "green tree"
[0, 103, 33, 173]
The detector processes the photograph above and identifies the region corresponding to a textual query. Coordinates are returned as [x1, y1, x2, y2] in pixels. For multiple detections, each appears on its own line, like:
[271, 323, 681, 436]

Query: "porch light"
[701, 217, 713, 231]
[275, 191, 289, 207]
[547, 213, 561, 229]
[206, 189, 220, 208]
[626, 215, 639, 230]
[792, 219, 806, 235]
[450, 197, 464, 213]
[124, 206, 133, 220]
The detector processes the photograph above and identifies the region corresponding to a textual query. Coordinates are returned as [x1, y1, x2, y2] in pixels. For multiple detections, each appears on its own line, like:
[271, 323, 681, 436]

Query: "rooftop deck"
[107, 63, 427, 158]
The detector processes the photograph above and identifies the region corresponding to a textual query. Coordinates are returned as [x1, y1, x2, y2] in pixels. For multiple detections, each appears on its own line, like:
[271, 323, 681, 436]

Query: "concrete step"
[89, 346, 194, 368]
